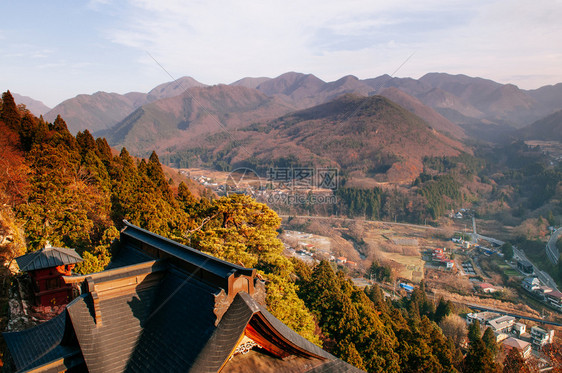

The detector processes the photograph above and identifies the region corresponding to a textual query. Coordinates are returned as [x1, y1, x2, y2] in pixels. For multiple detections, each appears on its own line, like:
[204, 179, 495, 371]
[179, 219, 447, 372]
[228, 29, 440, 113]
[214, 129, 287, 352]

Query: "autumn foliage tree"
[502, 348, 530, 373]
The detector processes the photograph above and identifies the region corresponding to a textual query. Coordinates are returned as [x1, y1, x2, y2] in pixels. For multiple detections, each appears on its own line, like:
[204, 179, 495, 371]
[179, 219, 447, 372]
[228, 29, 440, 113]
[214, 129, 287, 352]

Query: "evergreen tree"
[364, 284, 389, 314]
[298, 261, 405, 372]
[434, 298, 453, 324]
[1, 90, 21, 130]
[501, 243, 514, 261]
[335, 337, 366, 371]
[95, 137, 113, 165]
[403, 284, 435, 320]
[482, 327, 498, 357]
[468, 320, 481, 343]
[463, 338, 499, 373]
[76, 130, 97, 155]
[463, 325, 499, 373]
[19, 112, 48, 151]
[146, 151, 174, 203]
[368, 260, 391, 282]
[0, 120, 29, 206]
[176, 181, 199, 218]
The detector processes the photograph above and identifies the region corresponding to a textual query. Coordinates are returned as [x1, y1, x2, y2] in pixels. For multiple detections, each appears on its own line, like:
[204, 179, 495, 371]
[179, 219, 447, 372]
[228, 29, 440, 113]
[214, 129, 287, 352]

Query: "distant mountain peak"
[12, 93, 51, 116]
[230, 76, 271, 89]
[517, 109, 562, 142]
[147, 76, 207, 102]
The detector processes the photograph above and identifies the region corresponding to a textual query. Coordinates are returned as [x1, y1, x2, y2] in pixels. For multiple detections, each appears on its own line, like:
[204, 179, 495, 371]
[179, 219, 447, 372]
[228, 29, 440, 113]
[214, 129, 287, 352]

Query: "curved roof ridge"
[15, 247, 83, 272]
[121, 220, 255, 277]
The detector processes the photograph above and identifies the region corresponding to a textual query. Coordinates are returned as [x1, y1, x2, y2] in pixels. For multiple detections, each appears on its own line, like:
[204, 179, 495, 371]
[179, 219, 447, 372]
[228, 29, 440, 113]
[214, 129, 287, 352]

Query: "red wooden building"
[15, 244, 83, 307]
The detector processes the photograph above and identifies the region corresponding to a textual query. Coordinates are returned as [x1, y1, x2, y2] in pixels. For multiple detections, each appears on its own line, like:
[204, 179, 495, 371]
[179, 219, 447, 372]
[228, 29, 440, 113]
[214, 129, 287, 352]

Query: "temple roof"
[15, 245, 83, 272]
[3, 222, 363, 373]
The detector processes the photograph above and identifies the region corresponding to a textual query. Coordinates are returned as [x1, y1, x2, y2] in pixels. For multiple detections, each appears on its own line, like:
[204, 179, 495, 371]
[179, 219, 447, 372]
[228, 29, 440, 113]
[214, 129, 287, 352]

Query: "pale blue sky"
[1, 0, 561, 107]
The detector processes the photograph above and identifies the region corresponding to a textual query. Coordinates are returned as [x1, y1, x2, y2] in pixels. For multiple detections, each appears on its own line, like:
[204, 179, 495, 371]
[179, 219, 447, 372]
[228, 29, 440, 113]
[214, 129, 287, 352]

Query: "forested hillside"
[0, 91, 540, 371]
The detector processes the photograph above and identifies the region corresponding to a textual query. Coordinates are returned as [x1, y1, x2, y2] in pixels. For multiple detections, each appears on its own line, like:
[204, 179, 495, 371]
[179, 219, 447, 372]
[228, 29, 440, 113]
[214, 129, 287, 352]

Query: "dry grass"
[382, 252, 425, 282]
[282, 217, 459, 282]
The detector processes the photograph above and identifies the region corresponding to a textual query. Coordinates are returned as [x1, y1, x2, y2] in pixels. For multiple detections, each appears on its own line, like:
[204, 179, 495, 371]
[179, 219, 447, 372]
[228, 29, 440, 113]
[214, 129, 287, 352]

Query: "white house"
[530, 326, 554, 350]
[466, 312, 499, 325]
[545, 290, 562, 310]
[522, 277, 541, 292]
[477, 283, 497, 294]
[512, 322, 526, 337]
[487, 315, 515, 334]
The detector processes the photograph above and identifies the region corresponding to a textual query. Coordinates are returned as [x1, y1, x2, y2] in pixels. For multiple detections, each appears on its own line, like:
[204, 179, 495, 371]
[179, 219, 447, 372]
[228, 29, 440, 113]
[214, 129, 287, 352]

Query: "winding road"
[546, 228, 562, 265]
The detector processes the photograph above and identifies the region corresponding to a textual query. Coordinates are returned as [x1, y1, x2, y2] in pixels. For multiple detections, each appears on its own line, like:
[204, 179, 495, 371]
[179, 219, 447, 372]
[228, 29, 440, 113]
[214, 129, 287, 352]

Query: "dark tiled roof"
[67, 284, 160, 373]
[15, 247, 83, 272]
[124, 269, 221, 372]
[191, 291, 258, 372]
[2, 311, 83, 372]
[257, 305, 333, 359]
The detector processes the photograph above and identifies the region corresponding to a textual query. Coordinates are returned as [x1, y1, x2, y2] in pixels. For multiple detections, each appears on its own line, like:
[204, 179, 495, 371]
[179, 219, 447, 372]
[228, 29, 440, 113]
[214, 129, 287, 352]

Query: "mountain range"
[32, 72, 562, 137]
[10, 71, 562, 184]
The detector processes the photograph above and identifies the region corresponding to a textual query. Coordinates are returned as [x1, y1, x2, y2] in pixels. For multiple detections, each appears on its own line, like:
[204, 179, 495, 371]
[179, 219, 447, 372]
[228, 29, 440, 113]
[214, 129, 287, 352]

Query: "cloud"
[7, 0, 560, 107]
[100, 1, 475, 82]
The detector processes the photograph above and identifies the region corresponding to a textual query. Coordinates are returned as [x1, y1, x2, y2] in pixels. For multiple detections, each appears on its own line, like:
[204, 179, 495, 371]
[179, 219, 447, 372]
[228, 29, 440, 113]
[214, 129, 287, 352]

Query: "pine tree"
[0, 120, 29, 206]
[95, 137, 113, 165]
[463, 329, 499, 373]
[335, 338, 366, 371]
[76, 130, 97, 155]
[482, 327, 498, 357]
[434, 298, 453, 323]
[146, 151, 174, 203]
[1, 91, 21, 130]
[468, 320, 481, 343]
[19, 113, 48, 151]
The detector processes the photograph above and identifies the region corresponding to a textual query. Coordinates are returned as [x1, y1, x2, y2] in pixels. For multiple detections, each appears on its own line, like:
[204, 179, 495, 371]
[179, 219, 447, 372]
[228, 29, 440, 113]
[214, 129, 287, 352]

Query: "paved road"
[546, 228, 562, 264]
[474, 233, 504, 247]
[513, 246, 559, 291]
